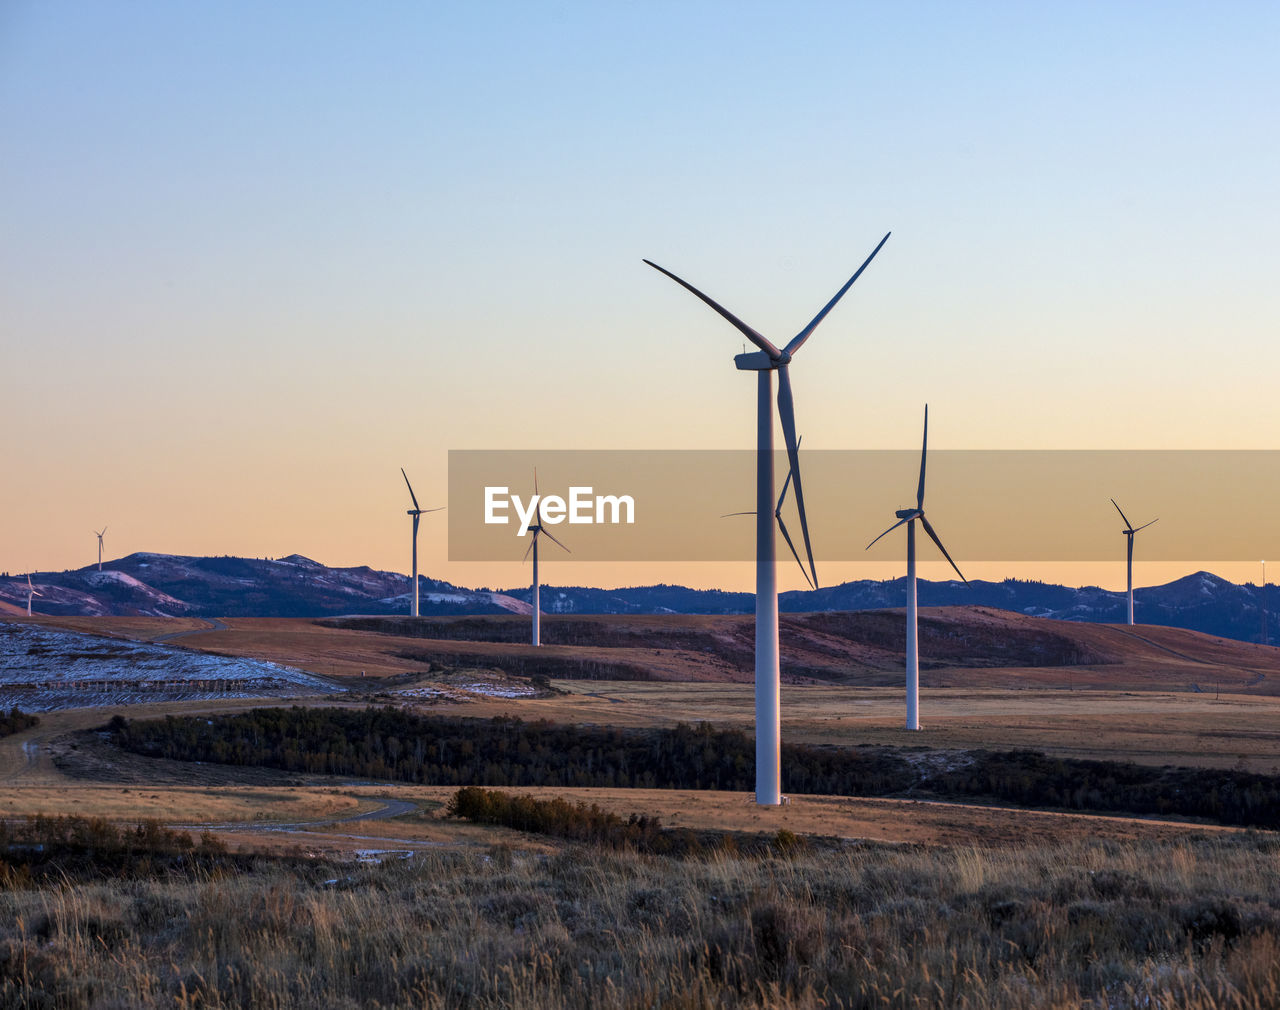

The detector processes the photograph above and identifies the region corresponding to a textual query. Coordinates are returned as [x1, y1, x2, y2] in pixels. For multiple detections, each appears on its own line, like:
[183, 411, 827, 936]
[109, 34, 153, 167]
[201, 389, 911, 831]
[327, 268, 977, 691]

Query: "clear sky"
[2, 2, 1277, 593]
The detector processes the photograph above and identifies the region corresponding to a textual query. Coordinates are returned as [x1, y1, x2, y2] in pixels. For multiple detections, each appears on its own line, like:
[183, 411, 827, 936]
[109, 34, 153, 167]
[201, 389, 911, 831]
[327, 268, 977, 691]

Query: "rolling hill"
[1, 553, 1275, 645]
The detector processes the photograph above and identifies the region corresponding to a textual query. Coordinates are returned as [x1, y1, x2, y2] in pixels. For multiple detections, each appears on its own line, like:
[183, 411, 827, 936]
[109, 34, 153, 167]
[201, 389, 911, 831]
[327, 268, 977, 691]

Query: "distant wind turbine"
[1112, 499, 1157, 625]
[25, 575, 42, 617]
[645, 232, 890, 804]
[866, 405, 967, 731]
[401, 469, 445, 618]
[523, 470, 569, 646]
[94, 528, 107, 571]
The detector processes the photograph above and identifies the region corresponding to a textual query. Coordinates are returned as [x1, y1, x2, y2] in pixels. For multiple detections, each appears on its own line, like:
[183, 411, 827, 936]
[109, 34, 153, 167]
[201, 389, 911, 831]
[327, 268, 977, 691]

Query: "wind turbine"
[1112, 499, 1157, 625]
[25, 575, 43, 617]
[866, 405, 967, 731]
[645, 232, 890, 804]
[401, 468, 444, 618]
[523, 470, 569, 646]
[94, 528, 107, 571]
[724, 438, 814, 590]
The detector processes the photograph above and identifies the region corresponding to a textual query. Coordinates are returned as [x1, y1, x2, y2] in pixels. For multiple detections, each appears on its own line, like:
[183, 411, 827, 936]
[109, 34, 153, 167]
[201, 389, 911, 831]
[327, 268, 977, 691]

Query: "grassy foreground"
[2, 830, 1279, 1009]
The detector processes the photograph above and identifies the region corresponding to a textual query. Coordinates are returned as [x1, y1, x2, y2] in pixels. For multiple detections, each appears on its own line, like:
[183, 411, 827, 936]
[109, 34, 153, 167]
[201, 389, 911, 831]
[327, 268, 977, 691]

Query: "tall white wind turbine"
[1111, 499, 1157, 625]
[401, 468, 445, 618]
[94, 528, 107, 571]
[645, 233, 890, 804]
[866, 405, 967, 731]
[523, 471, 569, 647]
[26, 575, 43, 617]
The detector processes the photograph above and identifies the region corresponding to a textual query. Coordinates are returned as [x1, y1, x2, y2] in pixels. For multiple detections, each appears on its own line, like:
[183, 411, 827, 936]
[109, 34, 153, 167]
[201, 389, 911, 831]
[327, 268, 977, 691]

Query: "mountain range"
[1, 552, 1274, 645]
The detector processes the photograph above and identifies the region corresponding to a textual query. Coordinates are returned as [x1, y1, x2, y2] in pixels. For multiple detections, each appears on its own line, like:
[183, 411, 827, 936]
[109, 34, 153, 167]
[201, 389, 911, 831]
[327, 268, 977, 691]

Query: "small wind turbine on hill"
[523, 470, 569, 646]
[866, 405, 967, 731]
[94, 528, 107, 571]
[401, 469, 445, 618]
[25, 575, 42, 616]
[1112, 499, 1157, 625]
[645, 232, 889, 804]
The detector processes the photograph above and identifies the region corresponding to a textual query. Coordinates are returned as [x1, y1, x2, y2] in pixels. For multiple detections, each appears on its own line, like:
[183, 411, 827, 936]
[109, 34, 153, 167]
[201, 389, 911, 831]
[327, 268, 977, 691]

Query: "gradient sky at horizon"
[3, 2, 1277, 594]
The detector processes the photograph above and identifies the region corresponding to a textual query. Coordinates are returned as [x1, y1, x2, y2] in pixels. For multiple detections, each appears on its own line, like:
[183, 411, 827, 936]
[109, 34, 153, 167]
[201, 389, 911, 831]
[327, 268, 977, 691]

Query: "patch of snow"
[0, 620, 343, 712]
[489, 592, 532, 615]
[423, 593, 469, 604]
[355, 849, 415, 864]
[394, 678, 539, 701]
[86, 570, 149, 589]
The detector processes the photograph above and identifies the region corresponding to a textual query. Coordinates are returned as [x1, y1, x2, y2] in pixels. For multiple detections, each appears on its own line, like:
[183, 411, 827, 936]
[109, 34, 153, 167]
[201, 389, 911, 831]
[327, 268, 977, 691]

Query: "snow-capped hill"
[275, 554, 324, 568]
[0, 552, 509, 620]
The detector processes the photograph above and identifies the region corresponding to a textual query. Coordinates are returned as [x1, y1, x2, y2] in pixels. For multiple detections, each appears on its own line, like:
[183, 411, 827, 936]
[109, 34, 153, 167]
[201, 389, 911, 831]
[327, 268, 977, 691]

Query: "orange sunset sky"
[3, 3, 1277, 594]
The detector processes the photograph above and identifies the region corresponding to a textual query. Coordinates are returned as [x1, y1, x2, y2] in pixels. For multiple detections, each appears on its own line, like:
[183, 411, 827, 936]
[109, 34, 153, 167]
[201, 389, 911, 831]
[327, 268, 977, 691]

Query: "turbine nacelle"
[734, 350, 791, 370]
[895, 508, 922, 520]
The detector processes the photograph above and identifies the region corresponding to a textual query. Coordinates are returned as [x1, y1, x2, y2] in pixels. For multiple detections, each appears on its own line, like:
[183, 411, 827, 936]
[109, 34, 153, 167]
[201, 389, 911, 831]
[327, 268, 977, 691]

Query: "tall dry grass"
[1, 832, 1278, 1009]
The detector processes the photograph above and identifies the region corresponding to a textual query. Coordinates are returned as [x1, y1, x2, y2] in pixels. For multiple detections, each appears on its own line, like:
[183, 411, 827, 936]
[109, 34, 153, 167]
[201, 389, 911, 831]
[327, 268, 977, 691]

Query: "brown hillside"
[20, 606, 1280, 694]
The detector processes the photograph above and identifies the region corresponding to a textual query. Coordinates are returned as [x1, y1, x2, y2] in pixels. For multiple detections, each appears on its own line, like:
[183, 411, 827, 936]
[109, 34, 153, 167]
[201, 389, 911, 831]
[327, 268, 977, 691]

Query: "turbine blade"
[540, 527, 571, 553]
[776, 367, 818, 588]
[522, 533, 536, 563]
[916, 404, 928, 510]
[421, 506, 446, 514]
[783, 232, 891, 356]
[643, 259, 782, 359]
[775, 435, 802, 514]
[401, 468, 421, 511]
[721, 511, 756, 518]
[1111, 498, 1134, 531]
[533, 467, 539, 497]
[1134, 518, 1159, 532]
[776, 514, 815, 590]
[920, 514, 967, 584]
[865, 515, 911, 551]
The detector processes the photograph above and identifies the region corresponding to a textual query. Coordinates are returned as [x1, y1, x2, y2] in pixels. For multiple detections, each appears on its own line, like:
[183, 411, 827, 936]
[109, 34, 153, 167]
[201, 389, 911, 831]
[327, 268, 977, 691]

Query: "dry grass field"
[4, 610, 1280, 852]
[0, 784, 362, 824]
[5, 613, 1280, 1007]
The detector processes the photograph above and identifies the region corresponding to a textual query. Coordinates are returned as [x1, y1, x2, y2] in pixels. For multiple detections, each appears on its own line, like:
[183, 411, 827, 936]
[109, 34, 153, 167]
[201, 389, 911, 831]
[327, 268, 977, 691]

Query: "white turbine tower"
[866, 406, 967, 731]
[645, 233, 890, 804]
[523, 471, 569, 647]
[1112, 499, 1157, 625]
[401, 468, 444, 618]
[25, 575, 43, 617]
[94, 527, 107, 571]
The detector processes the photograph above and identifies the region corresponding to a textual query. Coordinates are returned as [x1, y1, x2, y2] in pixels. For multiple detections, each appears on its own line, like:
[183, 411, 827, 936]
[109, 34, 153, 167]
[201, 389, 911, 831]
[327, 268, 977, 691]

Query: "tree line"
[108, 707, 1280, 829]
[447, 786, 797, 857]
[0, 708, 38, 738]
